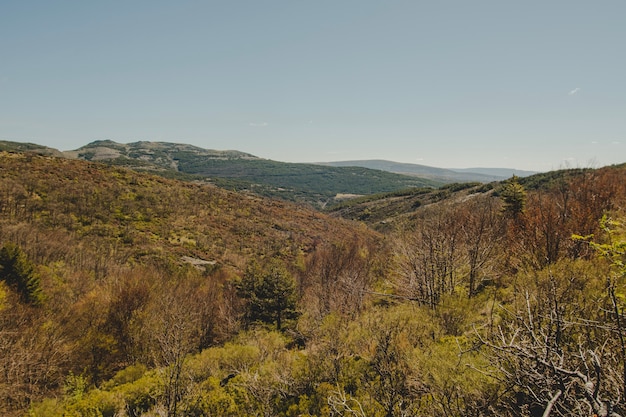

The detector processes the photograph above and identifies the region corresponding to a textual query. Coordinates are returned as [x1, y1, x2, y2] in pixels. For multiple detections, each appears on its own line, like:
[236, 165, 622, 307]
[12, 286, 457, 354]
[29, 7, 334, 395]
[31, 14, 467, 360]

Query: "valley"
[0, 146, 625, 417]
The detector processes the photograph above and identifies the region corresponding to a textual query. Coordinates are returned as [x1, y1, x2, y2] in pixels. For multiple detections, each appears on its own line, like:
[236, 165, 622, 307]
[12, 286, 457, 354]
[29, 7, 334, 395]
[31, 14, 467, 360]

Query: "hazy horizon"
[2, 1, 625, 171]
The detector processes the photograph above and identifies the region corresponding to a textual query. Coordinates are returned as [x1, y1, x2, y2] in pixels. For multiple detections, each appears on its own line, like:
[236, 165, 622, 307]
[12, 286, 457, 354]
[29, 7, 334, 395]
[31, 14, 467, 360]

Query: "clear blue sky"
[1, 1, 625, 171]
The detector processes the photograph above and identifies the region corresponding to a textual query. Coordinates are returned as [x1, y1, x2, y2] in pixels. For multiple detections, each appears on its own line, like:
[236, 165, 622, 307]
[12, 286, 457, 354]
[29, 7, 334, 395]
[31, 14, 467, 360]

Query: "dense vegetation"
[0, 151, 625, 416]
[69, 140, 441, 206]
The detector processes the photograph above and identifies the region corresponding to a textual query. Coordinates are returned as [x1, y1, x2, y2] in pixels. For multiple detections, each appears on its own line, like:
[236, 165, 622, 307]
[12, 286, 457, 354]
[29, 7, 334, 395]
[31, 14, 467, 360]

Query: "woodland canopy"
[0, 151, 625, 417]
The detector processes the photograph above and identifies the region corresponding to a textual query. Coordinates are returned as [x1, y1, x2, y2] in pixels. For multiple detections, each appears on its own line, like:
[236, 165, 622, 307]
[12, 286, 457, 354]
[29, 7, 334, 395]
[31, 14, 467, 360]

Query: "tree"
[478, 259, 624, 417]
[302, 237, 375, 319]
[500, 176, 527, 218]
[458, 196, 505, 297]
[139, 278, 202, 417]
[236, 259, 299, 331]
[575, 214, 626, 404]
[0, 242, 43, 305]
[394, 203, 464, 308]
[105, 270, 151, 365]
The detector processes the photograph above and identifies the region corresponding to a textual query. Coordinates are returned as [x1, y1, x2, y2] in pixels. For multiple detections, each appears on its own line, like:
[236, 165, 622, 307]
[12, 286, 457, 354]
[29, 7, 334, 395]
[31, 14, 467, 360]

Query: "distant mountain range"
[319, 160, 535, 183]
[0, 139, 534, 207]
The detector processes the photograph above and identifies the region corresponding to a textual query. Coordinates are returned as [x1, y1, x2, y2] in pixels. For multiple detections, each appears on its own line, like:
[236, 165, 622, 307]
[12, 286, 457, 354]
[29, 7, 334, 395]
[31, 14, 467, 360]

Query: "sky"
[1, 1, 625, 172]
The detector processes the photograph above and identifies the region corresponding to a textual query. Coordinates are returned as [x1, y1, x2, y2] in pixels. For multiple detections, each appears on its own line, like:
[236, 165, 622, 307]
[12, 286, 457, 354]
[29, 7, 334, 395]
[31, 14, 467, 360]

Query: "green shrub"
[65, 389, 122, 417]
[28, 398, 64, 417]
[114, 372, 162, 416]
[103, 363, 148, 389]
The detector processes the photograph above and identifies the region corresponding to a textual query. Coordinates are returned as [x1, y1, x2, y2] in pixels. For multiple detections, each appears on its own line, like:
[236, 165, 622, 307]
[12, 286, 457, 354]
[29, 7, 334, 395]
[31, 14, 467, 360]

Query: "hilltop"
[0, 139, 545, 209]
[64, 140, 441, 206]
[0, 139, 537, 209]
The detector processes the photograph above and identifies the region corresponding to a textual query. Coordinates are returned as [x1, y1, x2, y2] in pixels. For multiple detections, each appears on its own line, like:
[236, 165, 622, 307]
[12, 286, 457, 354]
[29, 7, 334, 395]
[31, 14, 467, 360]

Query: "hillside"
[0, 151, 377, 273]
[0, 151, 626, 417]
[326, 182, 491, 231]
[0, 140, 65, 157]
[0, 150, 384, 415]
[66, 140, 441, 206]
[320, 159, 535, 182]
[325, 168, 618, 231]
[1, 150, 626, 417]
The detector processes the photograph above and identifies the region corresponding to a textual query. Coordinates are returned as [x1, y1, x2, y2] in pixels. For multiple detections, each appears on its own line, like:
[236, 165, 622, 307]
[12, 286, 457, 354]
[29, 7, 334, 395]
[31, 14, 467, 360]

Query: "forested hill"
[67, 140, 442, 206]
[326, 167, 626, 231]
[1, 150, 626, 417]
[0, 151, 378, 272]
[0, 150, 381, 414]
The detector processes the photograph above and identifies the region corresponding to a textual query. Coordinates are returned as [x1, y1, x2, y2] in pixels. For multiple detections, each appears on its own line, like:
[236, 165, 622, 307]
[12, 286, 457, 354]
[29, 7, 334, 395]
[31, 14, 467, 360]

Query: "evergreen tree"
[500, 175, 527, 217]
[236, 259, 299, 331]
[0, 242, 44, 306]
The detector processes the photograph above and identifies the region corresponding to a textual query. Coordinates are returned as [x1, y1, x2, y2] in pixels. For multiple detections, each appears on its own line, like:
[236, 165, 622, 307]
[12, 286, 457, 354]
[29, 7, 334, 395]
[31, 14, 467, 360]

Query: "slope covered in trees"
[0, 150, 625, 416]
[68, 140, 442, 206]
[0, 151, 381, 416]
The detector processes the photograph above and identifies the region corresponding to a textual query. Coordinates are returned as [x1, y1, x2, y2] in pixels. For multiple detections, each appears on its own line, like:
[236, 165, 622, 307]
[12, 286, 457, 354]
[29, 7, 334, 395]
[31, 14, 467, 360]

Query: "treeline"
[0, 151, 625, 416]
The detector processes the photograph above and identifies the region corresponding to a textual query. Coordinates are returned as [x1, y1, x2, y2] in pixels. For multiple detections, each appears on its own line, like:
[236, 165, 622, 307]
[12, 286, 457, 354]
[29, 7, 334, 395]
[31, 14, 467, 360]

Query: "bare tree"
[138, 278, 203, 417]
[0, 302, 67, 416]
[477, 277, 624, 417]
[394, 203, 464, 308]
[459, 195, 505, 297]
[328, 386, 367, 417]
[302, 237, 376, 318]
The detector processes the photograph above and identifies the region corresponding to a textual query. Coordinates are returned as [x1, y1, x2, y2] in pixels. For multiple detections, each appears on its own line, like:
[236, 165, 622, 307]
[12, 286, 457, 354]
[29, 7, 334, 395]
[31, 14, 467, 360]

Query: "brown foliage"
[509, 168, 626, 269]
[301, 235, 381, 319]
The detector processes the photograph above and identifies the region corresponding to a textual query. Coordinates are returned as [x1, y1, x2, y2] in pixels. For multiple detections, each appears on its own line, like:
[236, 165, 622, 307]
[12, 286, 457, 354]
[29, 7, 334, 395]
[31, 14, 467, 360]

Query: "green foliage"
[575, 214, 626, 274]
[517, 167, 590, 191]
[3, 149, 626, 416]
[415, 336, 500, 416]
[31, 372, 122, 417]
[63, 372, 88, 401]
[439, 181, 483, 192]
[326, 186, 432, 212]
[235, 259, 300, 331]
[0, 242, 44, 305]
[114, 372, 162, 416]
[0, 281, 7, 312]
[27, 398, 64, 417]
[64, 389, 122, 417]
[71, 140, 442, 206]
[499, 176, 527, 217]
[102, 364, 148, 389]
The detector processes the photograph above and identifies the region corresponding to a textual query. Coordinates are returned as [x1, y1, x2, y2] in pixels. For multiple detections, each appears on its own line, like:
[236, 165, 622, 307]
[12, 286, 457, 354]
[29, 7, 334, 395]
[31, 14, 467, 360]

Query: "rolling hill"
[0, 140, 537, 208]
[325, 166, 625, 232]
[66, 140, 441, 206]
[1, 147, 625, 417]
[320, 159, 535, 182]
[0, 150, 377, 271]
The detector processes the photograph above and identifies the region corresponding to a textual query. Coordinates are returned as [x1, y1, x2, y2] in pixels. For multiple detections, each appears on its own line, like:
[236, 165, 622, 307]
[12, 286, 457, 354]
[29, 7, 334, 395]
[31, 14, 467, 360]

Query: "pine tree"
[236, 259, 299, 331]
[0, 242, 44, 306]
[500, 176, 527, 218]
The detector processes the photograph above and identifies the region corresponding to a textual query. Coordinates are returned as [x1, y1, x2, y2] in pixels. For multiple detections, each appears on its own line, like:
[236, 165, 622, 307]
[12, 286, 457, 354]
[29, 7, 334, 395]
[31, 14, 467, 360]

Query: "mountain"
[65, 140, 441, 206]
[0, 140, 65, 157]
[62, 139, 257, 169]
[450, 167, 536, 178]
[0, 139, 537, 208]
[320, 160, 536, 182]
